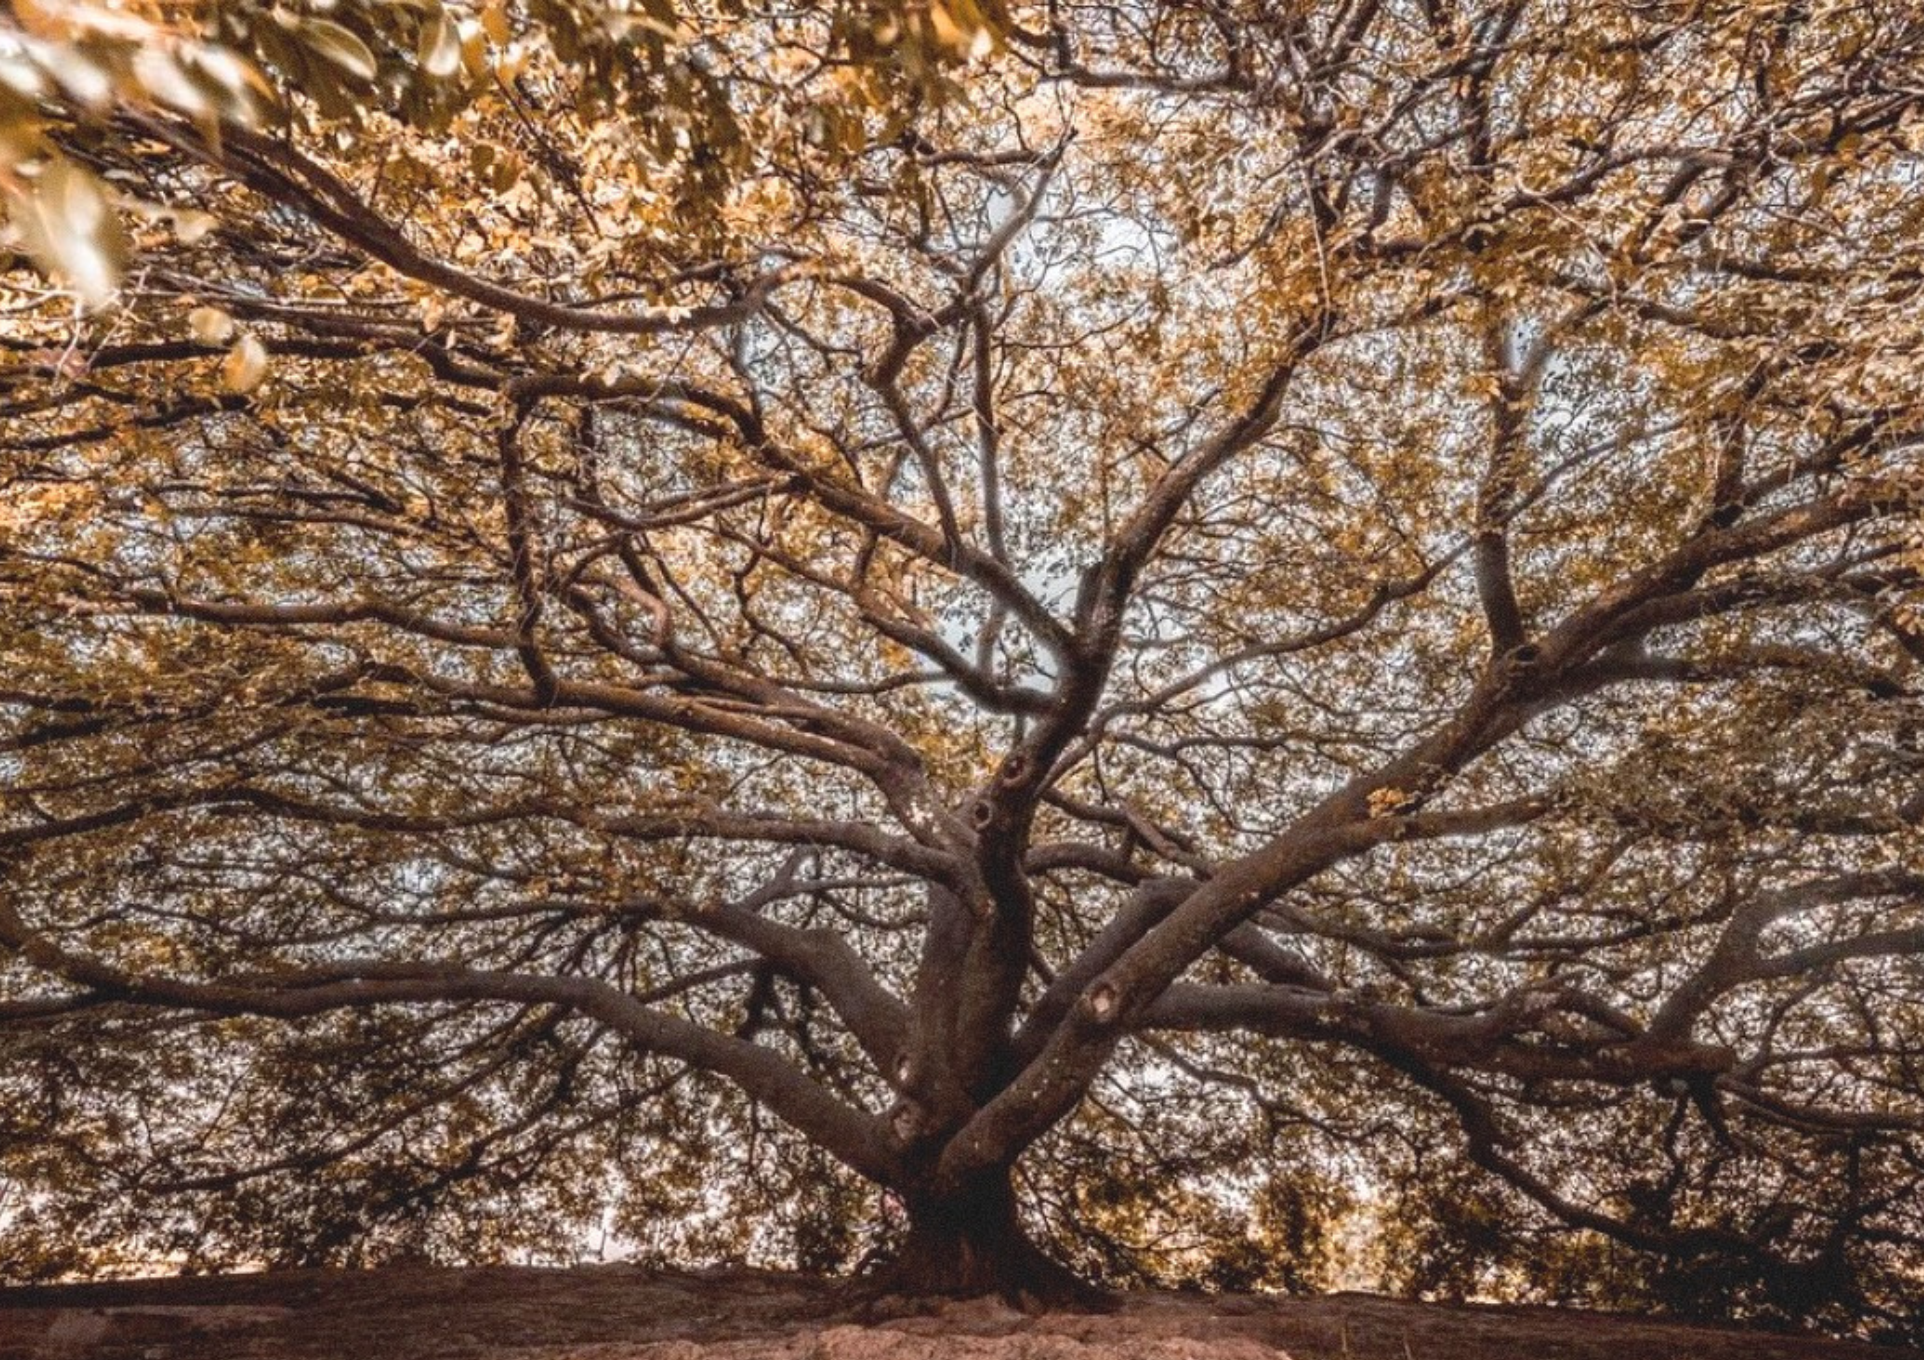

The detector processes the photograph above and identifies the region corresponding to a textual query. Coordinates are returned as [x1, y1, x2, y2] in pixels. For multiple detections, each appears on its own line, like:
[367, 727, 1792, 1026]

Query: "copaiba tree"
[4, 0, 1924, 1337]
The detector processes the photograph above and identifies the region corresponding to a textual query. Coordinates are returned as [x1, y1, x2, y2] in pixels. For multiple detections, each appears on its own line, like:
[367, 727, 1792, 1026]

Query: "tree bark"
[864, 1170, 1112, 1312]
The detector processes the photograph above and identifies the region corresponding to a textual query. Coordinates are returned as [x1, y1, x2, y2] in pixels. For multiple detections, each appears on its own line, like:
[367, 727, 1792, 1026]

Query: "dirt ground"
[0, 1265, 1914, 1360]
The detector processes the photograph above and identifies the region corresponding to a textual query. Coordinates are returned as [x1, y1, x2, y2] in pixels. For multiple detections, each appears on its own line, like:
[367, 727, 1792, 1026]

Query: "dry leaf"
[221, 332, 269, 393]
[190, 306, 236, 345]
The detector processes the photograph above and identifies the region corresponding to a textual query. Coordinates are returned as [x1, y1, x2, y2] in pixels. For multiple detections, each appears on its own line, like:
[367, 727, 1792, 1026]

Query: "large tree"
[4, 0, 1923, 1337]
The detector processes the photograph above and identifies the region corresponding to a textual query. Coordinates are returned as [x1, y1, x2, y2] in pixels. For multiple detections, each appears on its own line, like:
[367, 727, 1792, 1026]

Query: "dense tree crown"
[3, 0, 1923, 1339]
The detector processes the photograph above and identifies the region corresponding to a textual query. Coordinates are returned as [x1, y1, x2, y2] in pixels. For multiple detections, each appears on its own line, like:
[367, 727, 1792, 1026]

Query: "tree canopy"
[3, 0, 1923, 1339]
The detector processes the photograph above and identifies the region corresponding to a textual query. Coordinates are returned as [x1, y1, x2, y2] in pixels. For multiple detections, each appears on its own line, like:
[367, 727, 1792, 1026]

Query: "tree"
[3, 0, 1923, 1336]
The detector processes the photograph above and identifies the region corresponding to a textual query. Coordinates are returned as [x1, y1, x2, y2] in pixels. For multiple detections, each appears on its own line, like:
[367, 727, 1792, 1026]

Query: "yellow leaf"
[132, 47, 210, 117]
[1367, 787, 1415, 818]
[222, 333, 269, 393]
[172, 210, 219, 244]
[302, 19, 377, 82]
[7, 159, 125, 308]
[189, 306, 235, 345]
[418, 13, 461, 79]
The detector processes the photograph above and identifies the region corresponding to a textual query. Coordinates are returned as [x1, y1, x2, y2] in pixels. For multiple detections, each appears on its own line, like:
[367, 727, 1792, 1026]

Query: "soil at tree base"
[0, 1266, 1913, 1360]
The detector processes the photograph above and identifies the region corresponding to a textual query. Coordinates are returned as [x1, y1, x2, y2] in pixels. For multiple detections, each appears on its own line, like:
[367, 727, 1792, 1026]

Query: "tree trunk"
[865, 1171, 1113, 1312]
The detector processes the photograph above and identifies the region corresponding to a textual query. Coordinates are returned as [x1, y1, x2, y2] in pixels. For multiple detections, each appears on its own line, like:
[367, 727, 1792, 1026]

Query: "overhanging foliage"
[3, 0, 1922, 1338]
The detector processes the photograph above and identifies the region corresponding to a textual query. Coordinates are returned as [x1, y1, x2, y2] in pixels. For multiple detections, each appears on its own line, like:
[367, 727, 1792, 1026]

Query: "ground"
[0, 1266, 1913, 1360]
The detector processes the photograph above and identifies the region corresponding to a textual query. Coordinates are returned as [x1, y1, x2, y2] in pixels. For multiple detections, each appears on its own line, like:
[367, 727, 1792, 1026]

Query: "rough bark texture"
[862, 1176, 1113, 1313]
